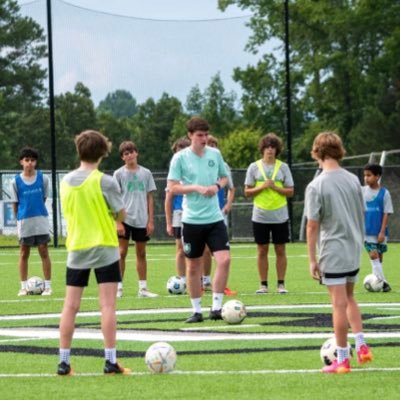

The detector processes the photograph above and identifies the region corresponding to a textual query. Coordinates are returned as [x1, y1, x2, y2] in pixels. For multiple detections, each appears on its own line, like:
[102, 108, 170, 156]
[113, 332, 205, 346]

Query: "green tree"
[0, 0, 47, 168]
[97, 89, 137, 118]
[219, 0, 400, 158]
[132, 93, 184, 170]
[185, 84, 204, 116]
[54, 83, 97, 169]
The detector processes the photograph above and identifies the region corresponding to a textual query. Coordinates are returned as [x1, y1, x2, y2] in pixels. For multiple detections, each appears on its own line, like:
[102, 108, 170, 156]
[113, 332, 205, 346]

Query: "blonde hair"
[311, 131, 346, 161]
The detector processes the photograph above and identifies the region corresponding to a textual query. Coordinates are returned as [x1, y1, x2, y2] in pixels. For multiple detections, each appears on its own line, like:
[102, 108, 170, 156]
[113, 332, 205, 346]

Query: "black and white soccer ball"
[145, 342, 177, 373]
[26, 276, 44, 295]
[320, 337, 353, 366]
[166, 276, 186, 295]
[363, 274, 384, 292]
[221, 299, 247, 324]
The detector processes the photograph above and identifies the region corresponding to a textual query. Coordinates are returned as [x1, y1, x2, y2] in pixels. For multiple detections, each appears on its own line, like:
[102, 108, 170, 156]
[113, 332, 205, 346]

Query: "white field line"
[1, 302, 400, 321]
[1, 327, 400, 343]
[1, 367, 400, 378]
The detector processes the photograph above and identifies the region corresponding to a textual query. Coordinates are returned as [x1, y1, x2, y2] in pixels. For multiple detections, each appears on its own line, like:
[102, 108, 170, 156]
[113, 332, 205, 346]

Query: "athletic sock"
[337, 346, 349, 363]
[371, 258, 386, 281]
[190, 297, 202, 314]
[212, 292, 224, 311]
[105, 348, 117, 364]
[139, 280, 147, 290]
[59, 348, 71, 365]
[354, 332, 366, 351]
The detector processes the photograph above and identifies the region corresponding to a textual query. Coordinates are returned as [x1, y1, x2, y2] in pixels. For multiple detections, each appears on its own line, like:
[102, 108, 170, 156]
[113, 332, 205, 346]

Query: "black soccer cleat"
[104, 360, 131, 375]
[57, 361, 73, 376]
[209, 309, 223, 321]
[185, 312, 204, 323]
[382, 282, 392, 292]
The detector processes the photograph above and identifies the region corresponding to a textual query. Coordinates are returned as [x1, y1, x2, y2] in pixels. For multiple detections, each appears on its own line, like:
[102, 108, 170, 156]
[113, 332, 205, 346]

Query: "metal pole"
[46, 0, 58, 247]
[284, 0, 294, 240]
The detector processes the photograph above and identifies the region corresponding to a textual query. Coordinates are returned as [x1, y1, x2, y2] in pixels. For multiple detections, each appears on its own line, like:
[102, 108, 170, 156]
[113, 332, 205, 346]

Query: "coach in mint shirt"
[167, 146, 228, 224]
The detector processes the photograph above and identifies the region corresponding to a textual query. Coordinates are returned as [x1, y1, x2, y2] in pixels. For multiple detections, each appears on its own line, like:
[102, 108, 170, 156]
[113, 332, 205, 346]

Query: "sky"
[17, 0, 276, 106]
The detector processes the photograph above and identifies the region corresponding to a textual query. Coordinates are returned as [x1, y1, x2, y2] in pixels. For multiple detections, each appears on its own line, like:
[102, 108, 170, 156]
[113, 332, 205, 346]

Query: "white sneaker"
[42, 288, 52, 296]
[18, 288, 28, 296]
[138, 288, 159, 298]
[277, 284, 288, 294]
[256, 286, 268, 294]
[116, 288, 123, 298]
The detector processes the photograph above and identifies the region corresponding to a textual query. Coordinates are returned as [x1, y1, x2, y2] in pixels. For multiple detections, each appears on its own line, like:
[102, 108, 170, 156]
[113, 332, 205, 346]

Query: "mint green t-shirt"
[167, 146, 227, 224]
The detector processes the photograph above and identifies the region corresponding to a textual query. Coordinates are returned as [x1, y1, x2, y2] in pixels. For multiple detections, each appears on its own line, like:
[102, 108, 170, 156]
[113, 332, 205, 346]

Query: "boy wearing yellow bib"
[244, 133, 294, 294]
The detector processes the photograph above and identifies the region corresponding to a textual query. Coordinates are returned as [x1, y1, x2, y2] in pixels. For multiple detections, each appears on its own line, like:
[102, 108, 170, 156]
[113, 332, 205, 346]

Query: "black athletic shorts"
[66, 260, 121, 287]
[253, 220, 290, 245]
[118, 222, 149, 242]
[173, 226, 182, 240]
[182, 220, 230, 259]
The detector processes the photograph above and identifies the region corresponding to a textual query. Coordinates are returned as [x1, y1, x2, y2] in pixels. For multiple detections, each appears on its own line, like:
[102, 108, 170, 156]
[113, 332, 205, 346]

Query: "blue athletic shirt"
[365, 187, 388, 236]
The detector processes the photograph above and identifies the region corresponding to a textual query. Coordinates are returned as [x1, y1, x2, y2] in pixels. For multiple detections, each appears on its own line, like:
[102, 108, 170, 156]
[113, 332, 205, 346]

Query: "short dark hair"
[259, 133, 283, 157]
[364, 163, 382, 176]
[119, 141, 138, 156]
[75, 130, 112, 162]
[19, 147, 39, 161]
[171, 137, 190, 153]
[186, 116, 209, 133]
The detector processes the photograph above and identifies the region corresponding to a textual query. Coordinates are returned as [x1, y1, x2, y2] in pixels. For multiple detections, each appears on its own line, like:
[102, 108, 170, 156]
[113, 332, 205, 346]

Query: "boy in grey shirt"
[113, 141, 158, 298]
[305, 131, 372, 373]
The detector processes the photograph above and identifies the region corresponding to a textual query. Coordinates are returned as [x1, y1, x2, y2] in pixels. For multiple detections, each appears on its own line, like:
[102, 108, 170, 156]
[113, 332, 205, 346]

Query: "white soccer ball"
[363, 274, 384, 292]
[320, 337, 353, 366]
[145, 342, 177, 373]
[26, 276, 44, 295]
[166, 276, 186, 295]
[221, 299, 247, 324]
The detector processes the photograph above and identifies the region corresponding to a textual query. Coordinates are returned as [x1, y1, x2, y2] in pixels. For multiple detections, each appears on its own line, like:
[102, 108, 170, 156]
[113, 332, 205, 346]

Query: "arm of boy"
[164, 189, 174, 236]
[306, 219, 321, 281]
[146, 192, 154, 236]
[378, 213, 389, 243]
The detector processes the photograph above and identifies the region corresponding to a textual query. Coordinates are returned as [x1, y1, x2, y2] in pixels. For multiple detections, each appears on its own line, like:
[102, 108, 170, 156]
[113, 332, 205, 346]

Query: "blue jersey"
[15, 171, 48, 221]
[365, 187, 388, 236]
[173, 194, 183, 211]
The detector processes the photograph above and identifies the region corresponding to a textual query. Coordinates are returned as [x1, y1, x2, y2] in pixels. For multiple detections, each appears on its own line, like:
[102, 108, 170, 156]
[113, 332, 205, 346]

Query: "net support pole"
[46, 0, 58, 247]
[284, 0, 294, 241]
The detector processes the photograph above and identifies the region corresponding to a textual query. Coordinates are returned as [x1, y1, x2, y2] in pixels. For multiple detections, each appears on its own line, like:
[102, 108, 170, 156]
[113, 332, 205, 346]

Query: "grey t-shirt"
[244, 160, 294, 223]
[305, 168, 364, 275]
[362, 185, 393, 243]
[113, 165, 156, 228]
[62, 170, 123, 269]
[11, 172, 50, 238]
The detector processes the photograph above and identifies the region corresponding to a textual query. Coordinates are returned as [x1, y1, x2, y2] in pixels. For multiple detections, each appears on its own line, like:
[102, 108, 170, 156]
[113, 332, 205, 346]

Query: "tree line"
[1, 0, 399, 172]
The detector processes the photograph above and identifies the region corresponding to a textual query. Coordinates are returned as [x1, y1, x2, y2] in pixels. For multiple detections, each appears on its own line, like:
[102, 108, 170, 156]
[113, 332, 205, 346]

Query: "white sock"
[180, 276, 186, 283]
[354, 332, 366, 351]
[59, 348, 71, 364]
[44, 280, 51, 289]
[202, 275, 211, 285]
[371, 259, 386, 281]
[21, 281, 27, 290]
[212, 293, 224, 311]
[139, 280, 147, 290]
[117, 282, 123, 290]
[105, 348, 117, 364]
[337, 346, 349, 363]
[190, 297, 202, 314]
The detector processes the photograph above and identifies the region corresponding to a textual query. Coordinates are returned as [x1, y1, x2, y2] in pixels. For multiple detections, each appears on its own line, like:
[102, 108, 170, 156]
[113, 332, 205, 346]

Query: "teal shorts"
[364, 241, 388, 254]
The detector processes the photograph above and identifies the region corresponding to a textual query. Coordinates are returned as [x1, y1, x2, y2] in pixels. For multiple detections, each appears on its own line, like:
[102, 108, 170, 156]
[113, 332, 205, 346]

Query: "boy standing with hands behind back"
[362, 163, 393, 292]
[11, 147, 52, 296]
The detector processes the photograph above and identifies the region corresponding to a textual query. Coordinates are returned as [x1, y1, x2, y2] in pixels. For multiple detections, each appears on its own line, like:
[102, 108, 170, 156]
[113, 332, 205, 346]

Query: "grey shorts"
[19, 234, 51, 246]
[322, 269, 359, 286]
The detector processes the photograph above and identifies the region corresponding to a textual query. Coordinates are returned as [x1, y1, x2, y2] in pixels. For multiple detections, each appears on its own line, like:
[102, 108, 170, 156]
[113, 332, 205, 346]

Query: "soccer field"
[0, 243, 399, 399]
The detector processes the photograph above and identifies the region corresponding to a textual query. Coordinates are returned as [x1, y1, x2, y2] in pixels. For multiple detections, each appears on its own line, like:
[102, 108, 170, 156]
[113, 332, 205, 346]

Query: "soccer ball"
[221, 299, 247, 324]
[145, 342, 177, 373]
[363, 274, 384, 292]
[320, 337, 353, 366]
[26, 276, 44, 295]
[166, 276, 186, 295]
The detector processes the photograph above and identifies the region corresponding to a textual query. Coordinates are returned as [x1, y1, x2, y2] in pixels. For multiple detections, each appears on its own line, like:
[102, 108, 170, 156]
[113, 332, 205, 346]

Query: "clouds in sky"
[18, 0, 275, 106]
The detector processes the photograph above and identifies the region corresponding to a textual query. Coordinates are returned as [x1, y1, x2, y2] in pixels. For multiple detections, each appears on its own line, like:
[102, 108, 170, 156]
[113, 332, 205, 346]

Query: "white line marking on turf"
[1, 328, 400, 342]
[1, 367, 400, 378]
[2, 302, 400, 321]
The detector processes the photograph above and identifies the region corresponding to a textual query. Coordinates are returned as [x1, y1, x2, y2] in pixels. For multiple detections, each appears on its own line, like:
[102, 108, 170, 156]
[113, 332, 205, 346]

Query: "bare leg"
[327, 284, 349, 348]
[203, 246, 212, 277]
[98, 282, 118, 348]
[257, 244, 269, 281]
[59, 286, 84, 348]
[274, 244, 287, 281]
[186, 257, 203, 299]
[212, 250, 230, 293]
[176, 239, 186, 276]
[118, 239, 129, 279]
[38, 243, 51, 280]
[135, 241, 147, 280]
[19, 245, 30, 281]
